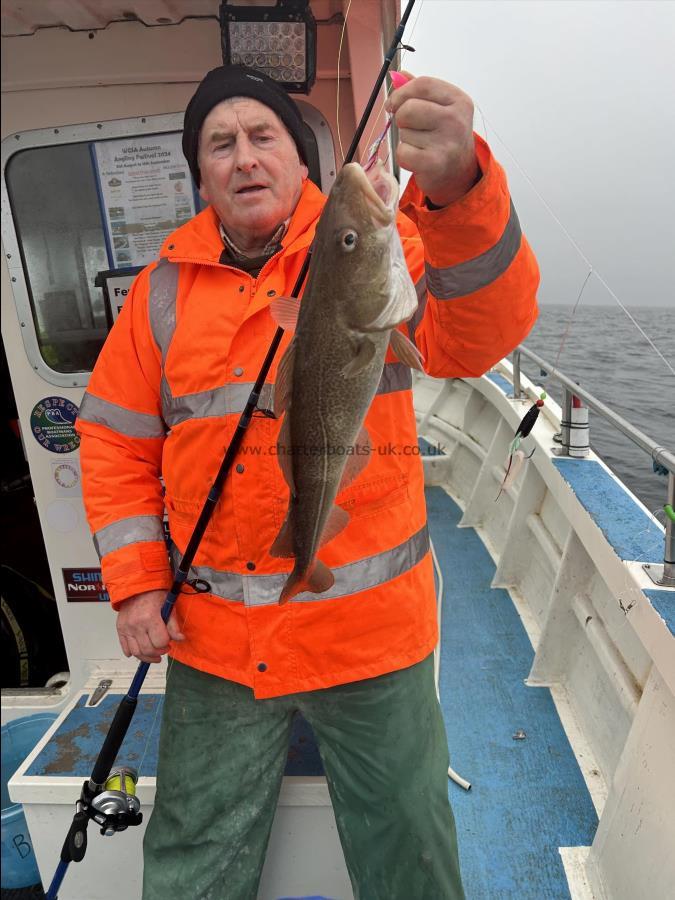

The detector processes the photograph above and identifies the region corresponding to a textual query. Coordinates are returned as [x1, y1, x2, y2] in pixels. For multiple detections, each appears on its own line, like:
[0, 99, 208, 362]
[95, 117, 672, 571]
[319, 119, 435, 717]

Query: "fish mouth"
[344, 163, 397, 226]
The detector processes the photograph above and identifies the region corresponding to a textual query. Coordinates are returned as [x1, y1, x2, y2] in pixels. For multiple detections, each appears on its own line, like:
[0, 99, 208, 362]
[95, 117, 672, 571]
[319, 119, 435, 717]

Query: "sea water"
[521, 304, 674, 518]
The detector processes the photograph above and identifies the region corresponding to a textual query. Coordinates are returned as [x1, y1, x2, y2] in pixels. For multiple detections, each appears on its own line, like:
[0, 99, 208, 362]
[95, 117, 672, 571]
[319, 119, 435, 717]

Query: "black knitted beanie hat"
[182, 65, 309, 186]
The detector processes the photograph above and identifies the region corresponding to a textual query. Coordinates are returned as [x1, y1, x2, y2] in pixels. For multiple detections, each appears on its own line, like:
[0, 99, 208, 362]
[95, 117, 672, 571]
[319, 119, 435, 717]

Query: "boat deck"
[24, 485, 600, 899]
[428, 484, 598, 899]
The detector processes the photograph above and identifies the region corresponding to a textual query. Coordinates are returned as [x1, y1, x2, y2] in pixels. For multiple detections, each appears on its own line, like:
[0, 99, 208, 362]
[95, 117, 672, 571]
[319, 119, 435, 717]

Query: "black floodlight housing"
[220, 0, 317, 94]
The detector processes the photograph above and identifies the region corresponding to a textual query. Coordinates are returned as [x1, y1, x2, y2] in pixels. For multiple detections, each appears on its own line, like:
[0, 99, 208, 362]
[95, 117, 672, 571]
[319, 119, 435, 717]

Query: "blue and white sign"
[30, 397, 80, 454]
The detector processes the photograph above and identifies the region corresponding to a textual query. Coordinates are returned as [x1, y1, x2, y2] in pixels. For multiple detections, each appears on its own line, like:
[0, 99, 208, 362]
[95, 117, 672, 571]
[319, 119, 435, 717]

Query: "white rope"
[431, 535, 443, 701]
[430, 534, 472, 792]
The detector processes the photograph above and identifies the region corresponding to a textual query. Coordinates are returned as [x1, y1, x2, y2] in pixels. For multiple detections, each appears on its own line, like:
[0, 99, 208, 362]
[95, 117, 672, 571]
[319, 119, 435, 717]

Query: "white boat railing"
[512, 344, 675, 587]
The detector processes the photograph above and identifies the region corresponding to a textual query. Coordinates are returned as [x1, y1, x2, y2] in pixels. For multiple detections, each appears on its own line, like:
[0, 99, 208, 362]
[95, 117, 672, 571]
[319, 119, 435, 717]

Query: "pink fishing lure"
[389, 70, 411, 90]
[364, 71, 412, 171]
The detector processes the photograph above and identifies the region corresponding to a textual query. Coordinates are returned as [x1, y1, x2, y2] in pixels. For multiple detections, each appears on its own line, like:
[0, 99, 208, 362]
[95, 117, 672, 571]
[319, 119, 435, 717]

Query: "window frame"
[1, 113, 186, 387]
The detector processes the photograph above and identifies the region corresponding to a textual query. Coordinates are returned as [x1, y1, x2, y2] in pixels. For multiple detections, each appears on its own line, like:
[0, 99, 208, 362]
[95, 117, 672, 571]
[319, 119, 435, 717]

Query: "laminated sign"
[62, 569, 109, 603]
[92, 133, 199, 269]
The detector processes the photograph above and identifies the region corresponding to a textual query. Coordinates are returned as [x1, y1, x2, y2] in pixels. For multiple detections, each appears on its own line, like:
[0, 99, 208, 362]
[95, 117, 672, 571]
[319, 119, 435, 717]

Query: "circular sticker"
[53, 462, 80, 489]
[30, 397, 80, 454]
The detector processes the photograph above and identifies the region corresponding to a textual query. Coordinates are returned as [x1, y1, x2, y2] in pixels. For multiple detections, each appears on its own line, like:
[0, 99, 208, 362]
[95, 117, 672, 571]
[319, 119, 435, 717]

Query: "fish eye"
[339, 229, 358, 252]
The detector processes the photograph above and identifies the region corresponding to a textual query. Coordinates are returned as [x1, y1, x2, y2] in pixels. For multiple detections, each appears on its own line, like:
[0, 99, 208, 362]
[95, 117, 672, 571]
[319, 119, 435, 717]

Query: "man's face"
[197, 97, 308, 250]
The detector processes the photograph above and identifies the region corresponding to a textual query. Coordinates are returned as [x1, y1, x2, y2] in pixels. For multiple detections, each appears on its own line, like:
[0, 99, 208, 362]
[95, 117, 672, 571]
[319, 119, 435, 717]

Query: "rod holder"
[560, 387, 572, 455]
[663, 472, 675, 586]
[511, 349, 522, 399]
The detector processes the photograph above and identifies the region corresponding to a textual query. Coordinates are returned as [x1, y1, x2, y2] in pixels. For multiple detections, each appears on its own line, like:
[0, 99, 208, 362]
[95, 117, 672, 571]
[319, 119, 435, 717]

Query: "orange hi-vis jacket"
[77, 136, 539, 699]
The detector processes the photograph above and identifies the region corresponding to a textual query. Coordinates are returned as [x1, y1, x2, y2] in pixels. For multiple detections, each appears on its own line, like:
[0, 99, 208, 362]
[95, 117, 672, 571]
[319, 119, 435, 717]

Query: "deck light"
[219, 0, 317, 93]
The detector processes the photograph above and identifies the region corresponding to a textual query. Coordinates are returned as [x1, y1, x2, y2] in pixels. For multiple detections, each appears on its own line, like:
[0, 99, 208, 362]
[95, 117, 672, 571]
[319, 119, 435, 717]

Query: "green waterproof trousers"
[143, 654, 465, 900]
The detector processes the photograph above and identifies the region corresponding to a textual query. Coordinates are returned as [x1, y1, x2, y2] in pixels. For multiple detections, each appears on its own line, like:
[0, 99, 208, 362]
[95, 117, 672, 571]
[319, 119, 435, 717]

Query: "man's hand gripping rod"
[45, 3, 417, 896]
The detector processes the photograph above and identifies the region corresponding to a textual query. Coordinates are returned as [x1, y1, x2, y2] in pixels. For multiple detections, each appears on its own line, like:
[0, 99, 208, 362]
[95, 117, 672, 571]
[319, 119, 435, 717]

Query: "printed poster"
[92, 133, 197, 268]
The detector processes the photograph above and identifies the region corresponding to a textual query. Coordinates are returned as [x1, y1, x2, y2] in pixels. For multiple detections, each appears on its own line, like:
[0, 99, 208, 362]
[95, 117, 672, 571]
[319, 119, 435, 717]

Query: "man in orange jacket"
[77, 65, 538, 899]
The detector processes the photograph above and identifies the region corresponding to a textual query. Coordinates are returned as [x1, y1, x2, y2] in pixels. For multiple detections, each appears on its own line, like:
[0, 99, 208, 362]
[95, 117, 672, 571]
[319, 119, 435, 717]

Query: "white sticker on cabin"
[51, 460, 81, 496]
[104, 274, 136, 323]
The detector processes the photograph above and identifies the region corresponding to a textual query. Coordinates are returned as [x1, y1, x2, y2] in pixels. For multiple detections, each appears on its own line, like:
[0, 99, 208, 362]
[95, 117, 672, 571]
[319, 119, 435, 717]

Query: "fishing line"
[553, 268, 593, 371]
[337, 0, 425, 172]
[361, 0, 425, 167]
[476, 112, 675, 377]
[623, 506, 669, 568]
[475, 102, 489, 143]
[335, 0, 353, 163]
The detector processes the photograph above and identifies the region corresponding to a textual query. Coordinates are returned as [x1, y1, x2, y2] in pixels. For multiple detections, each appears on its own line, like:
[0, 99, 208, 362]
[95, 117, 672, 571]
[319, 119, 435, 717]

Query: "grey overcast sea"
[518, 304, 675, 521]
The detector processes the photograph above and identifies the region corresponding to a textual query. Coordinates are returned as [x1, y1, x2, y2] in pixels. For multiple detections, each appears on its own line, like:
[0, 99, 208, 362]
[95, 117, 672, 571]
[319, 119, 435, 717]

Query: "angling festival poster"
[92, 133, 198, 269]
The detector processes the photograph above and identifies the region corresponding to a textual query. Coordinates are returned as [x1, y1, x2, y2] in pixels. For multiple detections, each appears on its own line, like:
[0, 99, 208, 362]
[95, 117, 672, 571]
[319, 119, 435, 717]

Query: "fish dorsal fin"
[342, 337, 376, 377]
[390, 329, 425, 371]
[337, 425, 371, 493]
[275, 411, 295, 495]
[273, 338, 296, 417]
[270, 295, 301, 331]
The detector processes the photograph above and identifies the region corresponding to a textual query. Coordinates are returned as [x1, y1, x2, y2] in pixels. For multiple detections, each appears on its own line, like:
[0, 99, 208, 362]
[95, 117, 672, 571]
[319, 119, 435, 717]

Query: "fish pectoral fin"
[279, 559, 334, 604]
[318, 504, 350, 548]
[342, 337, 376, 377]
[273, 338, 296, 416]
[389, 329, 425, 371]
[337, 426, 371, 492]
[269, 295, 301, 331]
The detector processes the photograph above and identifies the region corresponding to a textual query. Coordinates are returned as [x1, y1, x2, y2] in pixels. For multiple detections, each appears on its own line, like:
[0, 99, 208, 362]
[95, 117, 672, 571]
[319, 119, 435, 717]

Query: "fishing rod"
[44, 2, 417, 897]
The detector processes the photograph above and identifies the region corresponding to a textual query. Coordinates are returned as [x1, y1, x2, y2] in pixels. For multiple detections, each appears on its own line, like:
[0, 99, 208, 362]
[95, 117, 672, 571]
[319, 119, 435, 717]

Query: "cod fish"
[269, 162, 423, 604]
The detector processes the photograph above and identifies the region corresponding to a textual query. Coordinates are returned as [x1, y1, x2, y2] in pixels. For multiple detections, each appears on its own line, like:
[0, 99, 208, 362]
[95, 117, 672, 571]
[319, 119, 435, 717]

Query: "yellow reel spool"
[104, 767, 138, 797]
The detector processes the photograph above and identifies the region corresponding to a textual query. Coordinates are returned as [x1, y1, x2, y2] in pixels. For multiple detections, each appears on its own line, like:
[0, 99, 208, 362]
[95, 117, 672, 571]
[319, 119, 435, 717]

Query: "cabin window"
[4, 132, 200, 375]
[5, 142, 112, 374]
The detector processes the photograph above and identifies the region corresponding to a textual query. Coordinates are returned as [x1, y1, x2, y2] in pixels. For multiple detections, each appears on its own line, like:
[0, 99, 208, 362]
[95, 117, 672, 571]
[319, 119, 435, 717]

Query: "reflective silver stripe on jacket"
[170, 524, 429, 607]
[163, 364, 409, 426]
[148, 259, 179, 362]
[164, 383, 275, 428]
[376, 362, 412, 396]
[78, 393, 166, 439]
[147, 259, 413, 427]
[426, 201, 522, 300]
[407, 275, 429, 345]
[93, 515, 166, 559]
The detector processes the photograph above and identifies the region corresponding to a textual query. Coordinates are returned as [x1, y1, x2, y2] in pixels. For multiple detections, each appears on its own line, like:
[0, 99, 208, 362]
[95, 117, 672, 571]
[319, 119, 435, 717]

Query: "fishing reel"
[63, 767, 143, 866]
[88, 766, 142, 836]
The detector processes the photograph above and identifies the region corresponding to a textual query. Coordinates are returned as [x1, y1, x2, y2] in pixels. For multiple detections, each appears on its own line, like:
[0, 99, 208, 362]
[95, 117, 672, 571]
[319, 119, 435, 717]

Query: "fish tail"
[279, 559, 334, 604]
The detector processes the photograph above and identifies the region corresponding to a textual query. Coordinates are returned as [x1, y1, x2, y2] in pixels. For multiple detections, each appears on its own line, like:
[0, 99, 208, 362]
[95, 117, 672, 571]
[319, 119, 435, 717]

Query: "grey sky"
[399, 0, 675, 307]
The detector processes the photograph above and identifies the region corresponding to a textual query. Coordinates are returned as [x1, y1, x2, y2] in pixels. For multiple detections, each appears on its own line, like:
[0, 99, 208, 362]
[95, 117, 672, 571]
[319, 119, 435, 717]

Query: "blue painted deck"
[486, 372, 513, 395]
[643, 589, 675, 637]
[552, 458, 663, 562]
[26, 697, 322, 778]
[427, 485, 598, 899]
